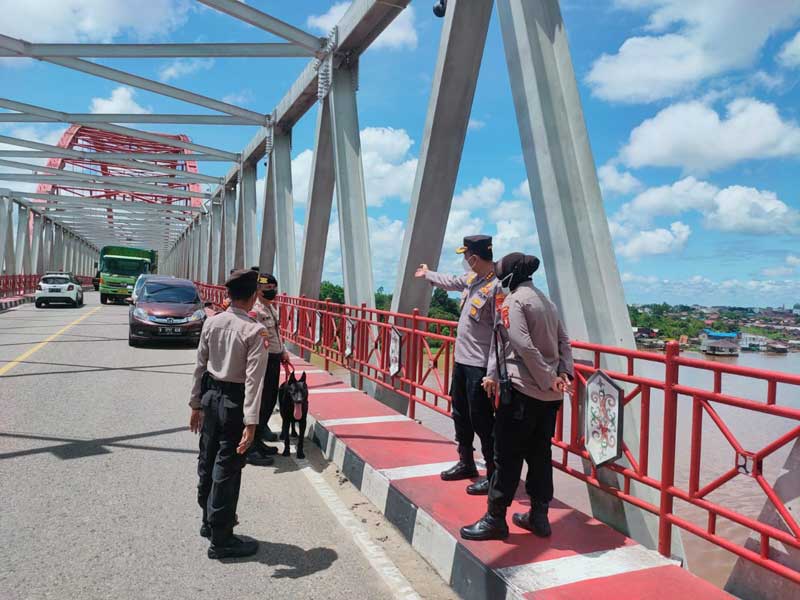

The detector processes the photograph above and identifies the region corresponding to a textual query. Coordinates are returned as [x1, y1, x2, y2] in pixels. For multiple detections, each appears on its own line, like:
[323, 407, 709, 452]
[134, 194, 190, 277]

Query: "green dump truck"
[98, 246, 157, 304]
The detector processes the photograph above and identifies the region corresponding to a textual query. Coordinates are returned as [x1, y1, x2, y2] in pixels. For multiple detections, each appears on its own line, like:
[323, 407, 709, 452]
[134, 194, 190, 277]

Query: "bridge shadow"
[218, 538, 338, 578]
[0, 426, 194, 461]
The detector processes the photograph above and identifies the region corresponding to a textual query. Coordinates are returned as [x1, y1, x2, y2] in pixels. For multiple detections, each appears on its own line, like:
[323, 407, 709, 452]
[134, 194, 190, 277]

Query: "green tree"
[319, 280, 344, 304]
[374, 286, 392, 311]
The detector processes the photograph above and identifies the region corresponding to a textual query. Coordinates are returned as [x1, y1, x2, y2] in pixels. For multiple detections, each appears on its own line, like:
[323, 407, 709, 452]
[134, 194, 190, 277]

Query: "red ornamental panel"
[584, 370, 625, 467]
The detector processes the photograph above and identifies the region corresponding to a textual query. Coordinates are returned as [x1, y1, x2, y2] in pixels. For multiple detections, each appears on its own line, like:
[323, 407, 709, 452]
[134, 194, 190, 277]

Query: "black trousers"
[451, 362, 495, 470]
[487, 388, 561, 507]
[197, 376, 247, 536]
[257, 354, 282, 437]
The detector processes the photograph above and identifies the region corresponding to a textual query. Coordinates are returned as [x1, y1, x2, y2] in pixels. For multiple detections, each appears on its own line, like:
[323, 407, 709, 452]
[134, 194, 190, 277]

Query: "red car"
[128, 277, 209, 347]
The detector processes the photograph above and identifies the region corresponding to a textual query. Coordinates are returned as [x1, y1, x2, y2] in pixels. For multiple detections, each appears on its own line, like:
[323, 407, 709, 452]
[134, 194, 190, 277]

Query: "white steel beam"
[209, 202, 222, 283]
[31, 212, 44, 273]
[0, 175, 210, 199]
[0, 35, 267, 125]
[0, 196, 14, 274]
[0, 113, 258, 125]
[258, 156, 277, 273]
[0, 42, 313, 58]
[4, 190, 202, 214]
[0, 150, 232, 162]
[196, 0, 323, 52]
[240, 161, 257, 268]
[0, 99, 240, 160]
[14, 204, 31, 274]
[222, 186, 236, 276]
[272, 131, 297, 295]
[328, 64, 373, 308]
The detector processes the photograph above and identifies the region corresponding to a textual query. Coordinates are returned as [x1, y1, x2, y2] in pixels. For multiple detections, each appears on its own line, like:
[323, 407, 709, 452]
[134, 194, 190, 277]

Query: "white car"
[35, 272, 84, 308]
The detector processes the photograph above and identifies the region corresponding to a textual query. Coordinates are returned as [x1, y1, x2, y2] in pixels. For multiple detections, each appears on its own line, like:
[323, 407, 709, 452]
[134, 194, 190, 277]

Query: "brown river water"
[320, 351, 799, 591]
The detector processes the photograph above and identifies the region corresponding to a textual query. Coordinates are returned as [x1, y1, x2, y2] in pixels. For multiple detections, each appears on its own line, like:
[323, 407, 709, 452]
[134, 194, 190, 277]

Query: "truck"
[97, 246, 158, 304]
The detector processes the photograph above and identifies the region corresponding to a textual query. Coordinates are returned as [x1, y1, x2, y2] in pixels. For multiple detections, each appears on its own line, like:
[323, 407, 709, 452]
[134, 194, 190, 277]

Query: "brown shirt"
[189, 306, 269, 425]
[250, 300, 283, 355]
[424, 270, 504, 368]
[488, 282, 574, 401]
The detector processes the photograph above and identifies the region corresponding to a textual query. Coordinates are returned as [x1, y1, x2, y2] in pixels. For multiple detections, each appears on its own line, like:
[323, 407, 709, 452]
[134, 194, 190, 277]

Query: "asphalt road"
[0, 293, 455, 600]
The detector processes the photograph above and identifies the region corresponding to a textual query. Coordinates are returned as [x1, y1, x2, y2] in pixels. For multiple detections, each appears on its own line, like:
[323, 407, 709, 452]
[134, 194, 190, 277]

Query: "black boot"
[513, 501, 551, 537]
[465, 477, 490, 495]
[208, 528, 259, 559]
[460, 504, 508, 541]
[441, 460, 478, 481]
[246, 448, 275, 467]
[200, 522, 211, 538]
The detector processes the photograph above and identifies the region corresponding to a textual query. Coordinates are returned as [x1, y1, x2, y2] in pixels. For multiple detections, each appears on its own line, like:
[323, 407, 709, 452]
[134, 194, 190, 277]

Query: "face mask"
[462, 256, 475, 273]
[500, 272, 513, 295]
[262, 288, 277, 301]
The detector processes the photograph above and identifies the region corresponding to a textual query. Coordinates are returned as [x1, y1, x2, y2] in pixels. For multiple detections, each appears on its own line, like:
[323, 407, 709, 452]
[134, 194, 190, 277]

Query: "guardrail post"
[358, 302, 367, 390]
[658, 341, 680, 558]
[324, 298, 331, 372]
[407, 309, 420, 420]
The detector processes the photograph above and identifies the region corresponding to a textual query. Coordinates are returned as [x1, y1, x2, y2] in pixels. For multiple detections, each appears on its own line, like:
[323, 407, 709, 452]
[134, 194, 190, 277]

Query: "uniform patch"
[501, 305, 510, 329]
[259, 329, 269, 349]
[495, 292, 506, 311]
[466, 273, 477, 285]
[470, 306, 478, 317]
[480, 283, 492, 295]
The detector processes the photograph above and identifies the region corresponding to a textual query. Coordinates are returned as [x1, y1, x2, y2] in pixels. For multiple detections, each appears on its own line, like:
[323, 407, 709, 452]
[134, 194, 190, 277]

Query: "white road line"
[293, 454, 422, 600]
[320, 415, 410, 427]
[496, 544, 678, 597]
[308, 386, 361, 395]
[378, 459, 486, 481]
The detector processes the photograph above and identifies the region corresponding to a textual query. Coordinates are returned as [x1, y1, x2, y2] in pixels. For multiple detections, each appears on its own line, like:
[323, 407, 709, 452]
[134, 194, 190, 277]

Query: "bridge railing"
[0, 274, 40, 298]
[194, 283, 800, 585]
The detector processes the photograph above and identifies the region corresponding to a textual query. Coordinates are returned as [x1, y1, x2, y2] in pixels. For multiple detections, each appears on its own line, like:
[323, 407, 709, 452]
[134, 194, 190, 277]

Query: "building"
[699, 329, 740, 356]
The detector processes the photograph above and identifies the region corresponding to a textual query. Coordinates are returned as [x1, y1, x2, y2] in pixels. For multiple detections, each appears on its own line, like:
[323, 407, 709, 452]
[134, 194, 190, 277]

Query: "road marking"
[320, 415, 410, 427]
[293, 454, 422, 600]
[496, 544, 678, 596]
[308, 387, 360, 395]
[378, 459, 486, 481]
[0, 306, 101, 376]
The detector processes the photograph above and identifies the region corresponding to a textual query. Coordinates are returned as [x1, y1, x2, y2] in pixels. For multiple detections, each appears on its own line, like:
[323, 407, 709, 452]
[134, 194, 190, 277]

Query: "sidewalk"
[286, 354, 733, 600]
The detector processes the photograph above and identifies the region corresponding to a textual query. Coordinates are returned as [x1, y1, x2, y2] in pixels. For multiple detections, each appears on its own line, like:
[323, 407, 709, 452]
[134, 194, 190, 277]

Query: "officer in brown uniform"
[415, 235, 504, 495]
[246, 272, 291, 462]
[460, 253, 573, 541]
[189, 269, 270, 559]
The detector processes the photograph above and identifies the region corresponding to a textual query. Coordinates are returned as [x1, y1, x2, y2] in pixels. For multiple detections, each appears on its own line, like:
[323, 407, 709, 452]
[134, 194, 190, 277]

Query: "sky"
[1, 0, 799, 307]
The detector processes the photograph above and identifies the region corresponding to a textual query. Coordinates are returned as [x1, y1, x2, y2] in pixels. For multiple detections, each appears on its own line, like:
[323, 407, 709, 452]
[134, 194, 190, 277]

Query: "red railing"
[1, 274, 96, 299]
[0, 275, 40, 298]
[195, 284, 800, 585]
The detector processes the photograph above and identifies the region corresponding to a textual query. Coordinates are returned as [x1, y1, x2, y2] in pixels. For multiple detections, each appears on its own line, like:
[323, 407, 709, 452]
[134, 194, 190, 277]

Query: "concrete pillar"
[272, 130, 298, 295]
[392, 0, 494, 317]
[43, 219, 53, 272]
[298, 100, 335, 303]
[52, 226, 63, 272]
[496, 0, 683, 560]
[223, 185, 236, 276]
[258, 156, 277, 274]
[0, 197, 13, 275]
[15, 205, 31, 274]
[328, 63, 374, 308]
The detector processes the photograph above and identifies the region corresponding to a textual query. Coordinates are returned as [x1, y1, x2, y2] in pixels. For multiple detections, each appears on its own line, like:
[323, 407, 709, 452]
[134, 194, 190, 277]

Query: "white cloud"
[612, 177, 800, 236]
[452, 177, 504, 210]
[290, 149, 314, 206]
[490, 200, 539, 256]
[587, 1, 800, 103]
[359, 127, 417, 206]
[0, 125, 67, 194]
[468, 118, 486, 131]
[514, 180, 531, 200]
[598, 162, 642, 196]
[787, 255, 800, 267]
[159, 58, 214, 82]
[620, 98, 800, 172]
[615, 221, 691, 259]
[622, 271, 800, 307]
[761, 254, 800, 277]
[89, 86, 151, 114]
[0, 0, 188, 43]
[222, 89, 255, 106]
[778, 30, 800, 67]
[308, 3, 417, 50]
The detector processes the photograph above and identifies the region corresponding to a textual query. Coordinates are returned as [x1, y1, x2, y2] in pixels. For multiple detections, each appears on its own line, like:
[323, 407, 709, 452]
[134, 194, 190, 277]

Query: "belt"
[204, 372, 245, 399]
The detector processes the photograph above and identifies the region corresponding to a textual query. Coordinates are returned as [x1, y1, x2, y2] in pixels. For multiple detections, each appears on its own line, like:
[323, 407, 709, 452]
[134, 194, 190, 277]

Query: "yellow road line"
[0, 306, 102, 377]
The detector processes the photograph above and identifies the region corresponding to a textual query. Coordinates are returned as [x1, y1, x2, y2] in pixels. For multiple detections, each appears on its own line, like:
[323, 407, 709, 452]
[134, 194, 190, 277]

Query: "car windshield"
[103, 258, 148, 276]
[42, 277, 69, 285]
[141, 283, 198, 304]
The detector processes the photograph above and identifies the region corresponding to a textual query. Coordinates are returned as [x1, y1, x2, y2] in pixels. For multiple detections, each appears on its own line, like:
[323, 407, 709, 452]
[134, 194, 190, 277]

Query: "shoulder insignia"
[480, 283, 492, 295]
[486, 272, 495, 281]
[466, 273, 476, 285]
[501, 305, 510, 329]
[471, 297, 483, 306]
[495, 292, 506, 311]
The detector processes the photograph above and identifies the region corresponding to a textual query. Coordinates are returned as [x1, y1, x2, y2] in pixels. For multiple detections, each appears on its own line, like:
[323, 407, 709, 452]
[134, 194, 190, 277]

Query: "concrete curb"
[287, 356, 733, 600]
[0, 294, 35, 314]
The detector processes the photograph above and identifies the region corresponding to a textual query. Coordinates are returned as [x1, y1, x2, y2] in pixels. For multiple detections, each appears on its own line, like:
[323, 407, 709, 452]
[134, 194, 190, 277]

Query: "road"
[0, 293, 456, 600]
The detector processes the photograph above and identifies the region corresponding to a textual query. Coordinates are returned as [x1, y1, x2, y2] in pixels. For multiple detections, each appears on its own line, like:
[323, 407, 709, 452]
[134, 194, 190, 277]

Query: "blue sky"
[1, 1, 799, 307]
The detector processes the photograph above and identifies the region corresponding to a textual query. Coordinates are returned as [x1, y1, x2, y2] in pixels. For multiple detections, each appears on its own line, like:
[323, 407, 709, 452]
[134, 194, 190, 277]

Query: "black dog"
[279, 371, 309, 459]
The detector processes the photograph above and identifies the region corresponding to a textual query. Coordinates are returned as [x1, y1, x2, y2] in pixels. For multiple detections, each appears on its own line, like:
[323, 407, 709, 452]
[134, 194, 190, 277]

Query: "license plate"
[158, 327, 183, 335]
[50, 287, 62, 292]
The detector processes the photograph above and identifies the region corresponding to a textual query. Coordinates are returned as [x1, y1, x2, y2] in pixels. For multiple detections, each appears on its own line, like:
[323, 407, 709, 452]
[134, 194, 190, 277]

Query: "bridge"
[1, 2, 798, 599]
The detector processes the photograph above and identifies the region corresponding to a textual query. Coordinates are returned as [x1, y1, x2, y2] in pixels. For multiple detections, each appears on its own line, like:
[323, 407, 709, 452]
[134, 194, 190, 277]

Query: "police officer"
[247, 272, 291, 461]
[460, 253, 573, 541]
[415, 235, 503, 495]
[189, 268, 270, 559]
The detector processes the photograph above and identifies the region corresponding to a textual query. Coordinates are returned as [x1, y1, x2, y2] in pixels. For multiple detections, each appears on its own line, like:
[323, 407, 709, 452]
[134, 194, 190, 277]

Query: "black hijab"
[495, 252, 540, 291]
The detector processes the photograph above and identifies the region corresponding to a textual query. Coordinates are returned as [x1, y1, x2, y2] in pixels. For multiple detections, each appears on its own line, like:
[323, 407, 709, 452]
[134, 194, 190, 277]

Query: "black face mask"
[262, 289, 277, 300]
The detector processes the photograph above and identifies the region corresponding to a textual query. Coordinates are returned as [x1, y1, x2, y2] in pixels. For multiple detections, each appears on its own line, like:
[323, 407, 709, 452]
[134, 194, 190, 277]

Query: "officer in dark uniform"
[415, 235, 504, 495]
[189, 269, 269, 559]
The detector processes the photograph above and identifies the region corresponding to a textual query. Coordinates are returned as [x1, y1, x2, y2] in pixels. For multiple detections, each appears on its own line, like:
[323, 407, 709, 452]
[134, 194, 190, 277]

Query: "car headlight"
[188, 309, 206, 322]
[133, 307, 149, 321]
